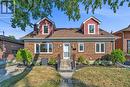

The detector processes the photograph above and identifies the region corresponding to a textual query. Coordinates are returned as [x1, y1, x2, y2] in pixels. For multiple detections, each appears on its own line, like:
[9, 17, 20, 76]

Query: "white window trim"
[34, 43, 40, 54]
[42, 24, 49, 35]
[34, 43, 53, 54]
[88, 24, 95, 34]
[78, 43, 84, 52]
[95, 42, 105, 54]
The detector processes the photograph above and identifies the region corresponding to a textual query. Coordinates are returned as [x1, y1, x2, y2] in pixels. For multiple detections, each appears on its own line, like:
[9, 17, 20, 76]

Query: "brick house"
[22, 16, 115, 70]
[0, 35, 24, 60]
[113, 25, 130, 59]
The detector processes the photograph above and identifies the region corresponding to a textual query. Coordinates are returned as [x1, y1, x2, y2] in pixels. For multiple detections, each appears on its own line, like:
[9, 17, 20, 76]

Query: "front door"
[63, 43, 70, 59]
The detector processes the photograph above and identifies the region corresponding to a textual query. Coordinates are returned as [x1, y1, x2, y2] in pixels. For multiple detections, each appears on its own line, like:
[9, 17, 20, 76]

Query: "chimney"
[34, 24, 38, 34]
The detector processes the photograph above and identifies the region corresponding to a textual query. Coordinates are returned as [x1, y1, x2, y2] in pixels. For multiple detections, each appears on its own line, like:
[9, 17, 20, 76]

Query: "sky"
[0, 3, 130, 39]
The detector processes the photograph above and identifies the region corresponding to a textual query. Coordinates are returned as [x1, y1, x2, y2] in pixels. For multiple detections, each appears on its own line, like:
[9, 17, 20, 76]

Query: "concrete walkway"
[0, 65, 25, 82]
[59, 72, 74, 87]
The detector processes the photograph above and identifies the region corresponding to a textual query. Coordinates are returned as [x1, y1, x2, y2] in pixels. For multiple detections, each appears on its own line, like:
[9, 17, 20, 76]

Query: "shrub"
[83, 59, 90, 65]
[101, 54, 113, 61]
[77, 56, 86, 64]
[16, 49, 32, 66]
[94, 60, 113, 66]
[48, 58, 56, 65]
[111, 49, 126, 63]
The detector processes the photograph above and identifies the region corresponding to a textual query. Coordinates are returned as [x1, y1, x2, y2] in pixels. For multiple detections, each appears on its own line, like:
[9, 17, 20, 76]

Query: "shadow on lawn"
[72, 78, 99, 87]
[0, 54, 39, 87]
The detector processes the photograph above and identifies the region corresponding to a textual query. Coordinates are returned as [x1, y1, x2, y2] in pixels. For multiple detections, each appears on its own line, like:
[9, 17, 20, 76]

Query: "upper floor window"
[88, 24, 95, 34]
[78, 43, 84, 52]
[42, 25, 49, 34]
[127, 40, 130, 54]
[95, 42, 105, 53]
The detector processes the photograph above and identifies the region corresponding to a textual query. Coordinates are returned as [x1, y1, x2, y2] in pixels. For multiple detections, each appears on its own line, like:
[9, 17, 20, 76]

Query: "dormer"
[81, 16, 101, 35]
[34, 17, 55, 35]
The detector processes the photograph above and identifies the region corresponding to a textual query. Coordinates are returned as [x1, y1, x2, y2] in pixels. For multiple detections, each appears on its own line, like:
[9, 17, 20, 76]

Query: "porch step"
[59, 59, 72, 71]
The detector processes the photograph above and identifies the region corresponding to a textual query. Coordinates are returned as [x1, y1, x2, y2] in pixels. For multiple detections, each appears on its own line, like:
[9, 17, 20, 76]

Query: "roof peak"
[83, 16, 101, 24]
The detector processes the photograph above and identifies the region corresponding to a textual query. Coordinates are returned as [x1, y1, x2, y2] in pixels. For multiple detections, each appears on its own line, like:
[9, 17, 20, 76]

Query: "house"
[0, 35, 24, 60]
[22, 16, 115, 70]
[113, 25, 130, 60]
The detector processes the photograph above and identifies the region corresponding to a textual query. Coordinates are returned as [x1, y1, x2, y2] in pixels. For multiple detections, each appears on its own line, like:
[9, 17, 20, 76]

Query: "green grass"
[0, 66, 61, 87]
[72, 66, 130, 87]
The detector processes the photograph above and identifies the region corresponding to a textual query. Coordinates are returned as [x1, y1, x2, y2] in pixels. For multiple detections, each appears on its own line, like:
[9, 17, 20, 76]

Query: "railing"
[57, 54, 61, 71]
[71, 54, 76, 70]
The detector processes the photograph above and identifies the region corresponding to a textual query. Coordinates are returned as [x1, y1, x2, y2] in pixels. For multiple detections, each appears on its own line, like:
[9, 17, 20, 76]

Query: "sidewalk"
[59, 72, 74, 87]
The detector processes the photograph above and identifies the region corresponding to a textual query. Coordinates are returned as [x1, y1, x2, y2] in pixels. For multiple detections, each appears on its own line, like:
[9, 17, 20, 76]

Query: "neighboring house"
[113, 25, 130, 59]
[22, 16, 115, 70]
[0, 35, 24, 60]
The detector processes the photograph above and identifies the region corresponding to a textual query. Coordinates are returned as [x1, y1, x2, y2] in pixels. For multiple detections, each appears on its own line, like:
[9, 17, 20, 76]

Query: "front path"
[59, 72, 74, 87]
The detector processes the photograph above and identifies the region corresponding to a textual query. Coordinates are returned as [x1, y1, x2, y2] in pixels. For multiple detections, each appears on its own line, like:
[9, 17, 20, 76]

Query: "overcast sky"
[0, 3, 130, 39]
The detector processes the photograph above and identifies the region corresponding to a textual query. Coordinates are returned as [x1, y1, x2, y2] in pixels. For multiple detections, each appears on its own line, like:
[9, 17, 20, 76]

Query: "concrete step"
[59, 59, 72, 71]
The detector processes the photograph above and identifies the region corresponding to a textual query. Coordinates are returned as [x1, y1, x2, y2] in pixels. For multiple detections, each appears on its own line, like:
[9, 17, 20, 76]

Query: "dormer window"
[88, 24, 95, 34]
[42, 25, 49, 34]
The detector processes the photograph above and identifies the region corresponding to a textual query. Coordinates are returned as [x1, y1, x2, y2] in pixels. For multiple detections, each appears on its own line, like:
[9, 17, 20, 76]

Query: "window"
[95, 43, 105, 53]
[43, 25, 48, 34]
[127, 40, 130, 54]
[78, 43, 84, 52]
[88, 24, 95, 34]
[35, 43, 53, 53]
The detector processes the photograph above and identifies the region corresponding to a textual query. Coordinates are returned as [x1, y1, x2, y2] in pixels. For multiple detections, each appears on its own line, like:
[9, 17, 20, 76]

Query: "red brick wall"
[24, 41, 113, 60]
[114, 32, 123, 50]
[84, 18, 99, 35]
[0, 40, 23, 60]
[39, 19, 54, 35]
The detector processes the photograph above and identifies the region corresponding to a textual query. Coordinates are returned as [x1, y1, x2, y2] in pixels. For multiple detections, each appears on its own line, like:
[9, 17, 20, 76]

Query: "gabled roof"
[36, 17, 55, 25]
[22, 28, 114, 39]
[114, 25, 130, 34]
[83, 16, 101, 24]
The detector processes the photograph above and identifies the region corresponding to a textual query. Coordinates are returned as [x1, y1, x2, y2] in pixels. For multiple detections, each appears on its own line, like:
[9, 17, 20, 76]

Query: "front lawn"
[72, 66, 130, 87]
[1, 66, 61, 87]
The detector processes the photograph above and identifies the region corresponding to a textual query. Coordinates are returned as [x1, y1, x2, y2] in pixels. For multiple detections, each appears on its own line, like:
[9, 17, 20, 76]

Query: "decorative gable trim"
[83, 16, 101, 24]
[36, 17, 55, 25]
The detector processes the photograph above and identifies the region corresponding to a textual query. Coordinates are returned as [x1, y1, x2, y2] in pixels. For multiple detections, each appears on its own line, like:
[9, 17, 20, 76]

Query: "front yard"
[72, 66, 130, 87]
[0, 66, 61, 87]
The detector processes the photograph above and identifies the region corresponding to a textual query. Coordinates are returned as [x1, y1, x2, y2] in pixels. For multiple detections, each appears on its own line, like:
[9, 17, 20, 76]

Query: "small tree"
[77, 55, 86, 64]
[16, 49, 32, 66]
[111, 49, 126, 63]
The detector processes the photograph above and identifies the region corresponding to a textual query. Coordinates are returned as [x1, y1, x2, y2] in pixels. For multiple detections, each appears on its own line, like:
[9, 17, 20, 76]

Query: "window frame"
[42, 25, 49, 34]
[78, 43, 85, 52]
[127, 40, 130, 54]
[88, 24, 95, 34]
[34, 43, 53, 54]
[95, 42, 105, 53]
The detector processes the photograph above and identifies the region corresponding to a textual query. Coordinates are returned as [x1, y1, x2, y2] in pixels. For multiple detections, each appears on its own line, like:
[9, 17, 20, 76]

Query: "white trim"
[78, 42, 84, 52]
[34, 43, 40, 54]
[36, 17, 54, 25]
[34, 43, 53, 54]
[42, 25, 49, 35]
[83, 16, 101, 24]
[63, 43, 71, 59]
[23, 37, 115, 40]
[88, 24, 95, 34]
[95, 42, 105, 54]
